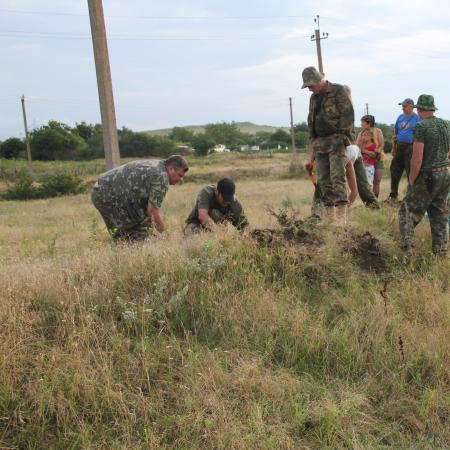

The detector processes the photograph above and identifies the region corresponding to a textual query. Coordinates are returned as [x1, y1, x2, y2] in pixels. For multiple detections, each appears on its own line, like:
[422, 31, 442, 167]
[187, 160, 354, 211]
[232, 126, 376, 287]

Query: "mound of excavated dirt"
[343, 231, 388, 273]
[250, 209, 324, 248]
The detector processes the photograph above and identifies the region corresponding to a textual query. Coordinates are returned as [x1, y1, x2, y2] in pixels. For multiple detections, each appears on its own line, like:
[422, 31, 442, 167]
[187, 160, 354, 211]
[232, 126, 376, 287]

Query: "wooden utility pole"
[310, 15, 328, 74]
[289, 97, 297, 156]
[87, 0, 120, 170]
[20, 95, 32, 168]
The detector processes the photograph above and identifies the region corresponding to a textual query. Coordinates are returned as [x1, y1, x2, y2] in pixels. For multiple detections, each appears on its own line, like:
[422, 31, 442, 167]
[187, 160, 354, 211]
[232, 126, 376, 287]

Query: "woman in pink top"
[356, 115, 385, 197]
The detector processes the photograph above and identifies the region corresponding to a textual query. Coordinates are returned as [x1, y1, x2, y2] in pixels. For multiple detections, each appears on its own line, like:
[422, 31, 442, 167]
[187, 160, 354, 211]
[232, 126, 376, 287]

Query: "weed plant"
[0, 158, 448, 449]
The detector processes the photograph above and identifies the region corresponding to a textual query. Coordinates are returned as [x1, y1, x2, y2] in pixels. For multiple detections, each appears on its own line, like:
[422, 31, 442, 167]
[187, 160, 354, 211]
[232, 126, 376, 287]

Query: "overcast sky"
[1, 0, 450, 139]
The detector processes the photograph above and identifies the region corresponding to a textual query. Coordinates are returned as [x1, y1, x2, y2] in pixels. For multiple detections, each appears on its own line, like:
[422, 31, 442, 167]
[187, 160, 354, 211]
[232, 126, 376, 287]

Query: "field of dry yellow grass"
[0, 153, 449, 449]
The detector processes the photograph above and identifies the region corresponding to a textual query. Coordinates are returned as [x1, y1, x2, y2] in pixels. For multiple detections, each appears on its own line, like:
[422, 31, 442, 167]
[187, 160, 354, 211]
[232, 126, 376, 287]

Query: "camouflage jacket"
[93, 160, 169, 222]
[307, 82, 355, 146]
[413, 117, 450, 172]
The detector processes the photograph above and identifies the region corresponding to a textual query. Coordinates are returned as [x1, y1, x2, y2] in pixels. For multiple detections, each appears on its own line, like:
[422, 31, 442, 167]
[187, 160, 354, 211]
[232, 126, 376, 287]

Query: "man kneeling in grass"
[184, 178, 248, 234]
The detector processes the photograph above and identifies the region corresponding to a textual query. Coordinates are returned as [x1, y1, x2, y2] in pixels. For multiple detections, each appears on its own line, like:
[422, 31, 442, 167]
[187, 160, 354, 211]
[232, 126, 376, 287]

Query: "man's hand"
[305, 159, 315, 173]
[391, 141, 397, 156]
[147, 204, 164, 232]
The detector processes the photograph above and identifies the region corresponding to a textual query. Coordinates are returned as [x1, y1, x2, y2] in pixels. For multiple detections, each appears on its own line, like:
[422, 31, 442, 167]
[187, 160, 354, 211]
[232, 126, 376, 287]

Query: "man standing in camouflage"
[91, 155, 189, 241]
[399, 95, 450, 256]
[184, 178, 248, 234]
[387, 98, 420, 201]
[302, 66, 355, 225]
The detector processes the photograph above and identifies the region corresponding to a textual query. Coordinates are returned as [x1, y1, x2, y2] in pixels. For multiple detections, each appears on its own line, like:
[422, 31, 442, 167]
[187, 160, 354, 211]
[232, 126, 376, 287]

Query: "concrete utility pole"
[20, 95, 32, 168]
[310, 15, 328, 74]
[289, 97, 297, 156]
[87, 0, 120, 170]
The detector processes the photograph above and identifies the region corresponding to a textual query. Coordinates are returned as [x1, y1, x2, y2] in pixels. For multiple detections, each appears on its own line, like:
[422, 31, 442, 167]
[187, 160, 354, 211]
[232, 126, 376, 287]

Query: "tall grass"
[0, 158, 448, 449]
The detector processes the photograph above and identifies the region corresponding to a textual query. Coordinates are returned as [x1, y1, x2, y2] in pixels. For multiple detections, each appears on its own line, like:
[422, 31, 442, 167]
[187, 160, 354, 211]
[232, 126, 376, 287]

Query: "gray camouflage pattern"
[315, 144, 348, 206]
[307, 82, 355, 207]
[399, 169, 450, 256]
[311, 156, 378, 214]
[91, 160, 169, 240]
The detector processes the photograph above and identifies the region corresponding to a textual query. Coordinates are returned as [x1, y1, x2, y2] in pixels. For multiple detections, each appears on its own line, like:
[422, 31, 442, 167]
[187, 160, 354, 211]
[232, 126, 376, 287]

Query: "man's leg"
[310, 185, 323, 217]
[315, 152, 335, 221]
[403, 143, 413, 180]
[398, 175, 431, 251]
[373, 160, 384, 198]
[354, 157, 379, 207]
[329, 146, 348, 225]
[427, 171, 450, 256]
[389, 147, 405, 199]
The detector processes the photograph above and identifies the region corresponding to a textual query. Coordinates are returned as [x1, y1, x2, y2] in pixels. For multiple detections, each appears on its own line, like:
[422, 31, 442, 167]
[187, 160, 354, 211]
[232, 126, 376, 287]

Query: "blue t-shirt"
[394, 113, 420, 143]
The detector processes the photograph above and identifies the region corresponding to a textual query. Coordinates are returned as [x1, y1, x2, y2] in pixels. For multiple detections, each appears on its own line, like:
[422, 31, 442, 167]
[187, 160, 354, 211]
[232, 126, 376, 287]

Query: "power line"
[0, 28, 296, 41]
[0, 8, 310, 20]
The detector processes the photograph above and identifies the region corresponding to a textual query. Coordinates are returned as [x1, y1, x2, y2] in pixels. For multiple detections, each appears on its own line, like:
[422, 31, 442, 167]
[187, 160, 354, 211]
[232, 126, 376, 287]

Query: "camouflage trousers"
[399, 169, 450, 256]
[91, 187, 152, 242]
[353, 157, 380, 207]
[314, 139, 348, 206]
[311, 157, 379, 215]
[390, 142, 413, 198]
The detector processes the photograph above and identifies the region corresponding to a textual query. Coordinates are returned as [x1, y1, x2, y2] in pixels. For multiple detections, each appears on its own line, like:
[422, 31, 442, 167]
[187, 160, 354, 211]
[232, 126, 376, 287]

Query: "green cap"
[414, 94, 438, 111]
[301, 66, 324, 89]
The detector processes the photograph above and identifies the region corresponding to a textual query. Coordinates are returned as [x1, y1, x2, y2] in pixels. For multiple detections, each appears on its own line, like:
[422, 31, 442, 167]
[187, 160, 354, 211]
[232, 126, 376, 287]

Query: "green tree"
[0, 137, 25, 159]
[169, 127, 194, 143]
[269, 129, 291, 148]
[118, 128, 176, 158]
[204, 122, 246, 147]
[294, 122, 309, 133]
[30, 121, 86, 160]
[75, 122, 97, 142]
[191, 134, 215, 156]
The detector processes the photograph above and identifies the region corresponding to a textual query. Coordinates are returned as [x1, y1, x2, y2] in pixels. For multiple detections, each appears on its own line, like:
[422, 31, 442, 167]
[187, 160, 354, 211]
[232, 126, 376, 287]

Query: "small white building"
[213, 144, 230, 153]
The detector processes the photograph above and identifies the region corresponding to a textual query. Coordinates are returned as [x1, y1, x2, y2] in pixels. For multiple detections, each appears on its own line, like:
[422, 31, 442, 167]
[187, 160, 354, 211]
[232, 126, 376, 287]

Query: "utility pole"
[87, 0, 120, 170]
[310, 15, 328, 74]
[365, 103, 369, 115]
[20, 95, 32, 168]
[289, 97, 297, 157]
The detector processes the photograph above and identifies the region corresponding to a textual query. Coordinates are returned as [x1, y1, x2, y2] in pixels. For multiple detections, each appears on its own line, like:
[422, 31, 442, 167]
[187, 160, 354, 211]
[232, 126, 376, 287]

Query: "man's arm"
[198, 208, 215, 230]
[147, 204, 164, 232]
[229, 200, 249, 231]
[409, 142, 424, 185]
[345, 160, 358, 205]
[336, 86, 355, 134]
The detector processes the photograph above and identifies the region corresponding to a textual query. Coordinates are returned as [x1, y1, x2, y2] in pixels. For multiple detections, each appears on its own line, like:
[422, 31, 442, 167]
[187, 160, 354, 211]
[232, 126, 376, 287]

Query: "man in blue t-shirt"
[387, 98, 420, 201]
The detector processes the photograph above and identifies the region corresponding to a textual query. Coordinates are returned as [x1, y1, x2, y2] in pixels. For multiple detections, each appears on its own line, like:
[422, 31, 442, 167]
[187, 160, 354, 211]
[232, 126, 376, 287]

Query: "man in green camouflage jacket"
[91, 155, 188, 241]
[184, 178, 248, 234]
[399, 95, 450, 256]
[302, 66, 355, 225]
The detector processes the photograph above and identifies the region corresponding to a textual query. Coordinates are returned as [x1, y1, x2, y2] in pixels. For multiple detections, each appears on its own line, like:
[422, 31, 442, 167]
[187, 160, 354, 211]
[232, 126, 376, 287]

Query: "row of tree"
[0, 120, 393, 161]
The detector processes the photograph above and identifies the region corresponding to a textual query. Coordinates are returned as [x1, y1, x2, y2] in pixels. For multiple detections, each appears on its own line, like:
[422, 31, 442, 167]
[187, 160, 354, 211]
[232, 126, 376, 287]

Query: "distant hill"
[145, 122, 291, 136]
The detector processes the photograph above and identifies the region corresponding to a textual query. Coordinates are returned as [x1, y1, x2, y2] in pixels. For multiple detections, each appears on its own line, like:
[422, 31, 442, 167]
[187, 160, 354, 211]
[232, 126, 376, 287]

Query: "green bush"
[39, 173, 84, 197]
[3, 174, 37, 200]
[2, 173, 84, 201]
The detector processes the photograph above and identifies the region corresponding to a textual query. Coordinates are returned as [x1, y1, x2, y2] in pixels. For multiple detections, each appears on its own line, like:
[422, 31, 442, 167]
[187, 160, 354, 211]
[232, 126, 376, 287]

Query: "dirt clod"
[344, 231, 388, 273]
[250, 208, 324, 248]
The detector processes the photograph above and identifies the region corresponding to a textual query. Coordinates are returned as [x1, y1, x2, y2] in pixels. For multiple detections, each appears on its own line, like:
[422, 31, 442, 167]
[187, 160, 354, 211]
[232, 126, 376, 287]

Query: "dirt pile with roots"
[251, 209, 389, 273]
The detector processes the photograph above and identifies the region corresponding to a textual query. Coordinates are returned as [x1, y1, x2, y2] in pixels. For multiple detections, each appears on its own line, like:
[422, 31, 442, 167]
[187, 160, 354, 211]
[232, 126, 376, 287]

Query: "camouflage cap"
[301, 66, 324, 89]
[414, 94, 438, 111]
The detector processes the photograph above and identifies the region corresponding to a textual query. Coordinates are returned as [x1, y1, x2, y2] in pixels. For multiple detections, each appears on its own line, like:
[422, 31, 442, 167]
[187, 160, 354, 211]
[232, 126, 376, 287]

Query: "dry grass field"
[0, 153, 449, 449]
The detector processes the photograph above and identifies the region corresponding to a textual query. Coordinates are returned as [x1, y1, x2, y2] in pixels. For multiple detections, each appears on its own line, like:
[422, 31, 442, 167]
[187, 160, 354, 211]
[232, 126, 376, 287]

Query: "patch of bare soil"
[250, 209, 324, 248]
[343, 231, 388, 273]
